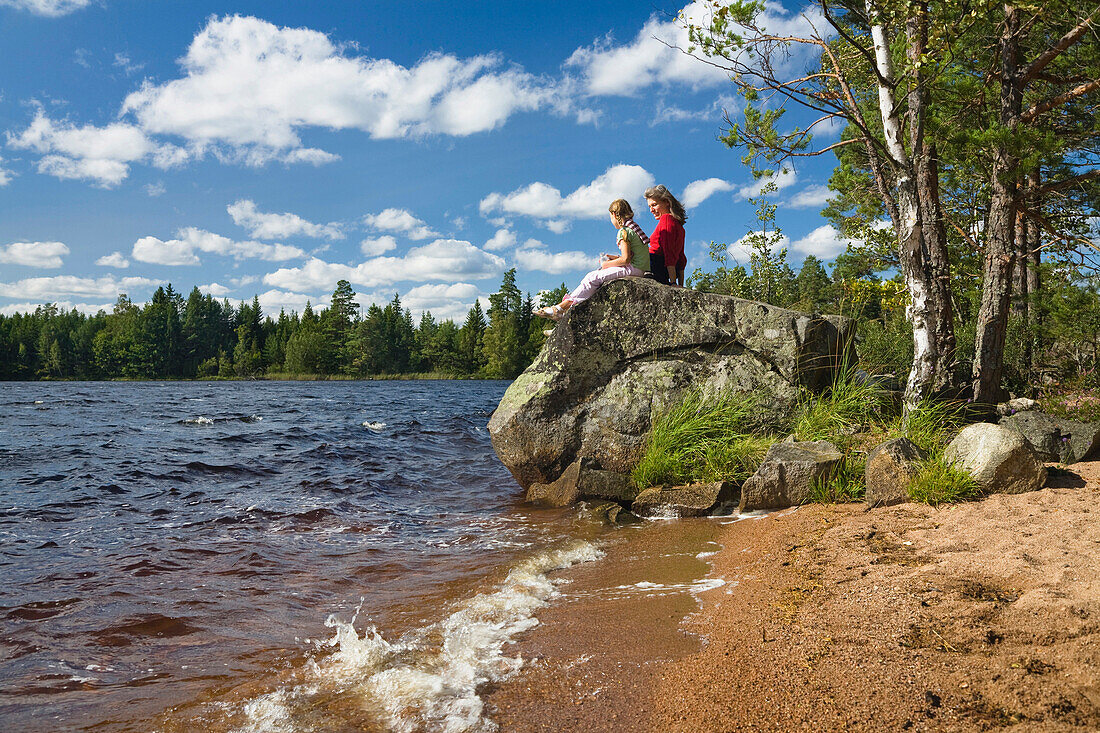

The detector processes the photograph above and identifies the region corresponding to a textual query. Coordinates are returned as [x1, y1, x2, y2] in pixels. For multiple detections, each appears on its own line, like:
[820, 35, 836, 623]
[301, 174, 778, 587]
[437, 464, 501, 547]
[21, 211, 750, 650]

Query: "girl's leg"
[567, 266, 641, 304]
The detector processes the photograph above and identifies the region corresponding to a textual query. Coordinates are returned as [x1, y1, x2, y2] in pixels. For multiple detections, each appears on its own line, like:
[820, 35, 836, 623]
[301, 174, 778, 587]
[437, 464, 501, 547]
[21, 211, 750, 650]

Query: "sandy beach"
[485, 463, 1100, 731]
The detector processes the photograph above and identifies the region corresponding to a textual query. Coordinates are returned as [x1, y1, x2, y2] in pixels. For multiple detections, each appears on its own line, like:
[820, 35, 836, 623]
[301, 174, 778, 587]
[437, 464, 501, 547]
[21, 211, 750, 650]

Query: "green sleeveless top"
[620, 227, 650, 272]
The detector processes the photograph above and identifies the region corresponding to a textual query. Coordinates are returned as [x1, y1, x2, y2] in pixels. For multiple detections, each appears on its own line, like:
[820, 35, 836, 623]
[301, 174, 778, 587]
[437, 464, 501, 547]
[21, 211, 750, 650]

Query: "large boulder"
[738, 441, 844, 512]
[488, 278, 853, 499]
[943, 423, 1046, 495]
[998, 410, 1100, 464]
[864, 437, 928, 508]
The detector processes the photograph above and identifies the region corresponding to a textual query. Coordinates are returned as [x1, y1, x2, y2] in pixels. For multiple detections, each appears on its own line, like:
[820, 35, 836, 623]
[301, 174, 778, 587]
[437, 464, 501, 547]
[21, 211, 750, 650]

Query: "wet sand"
[487, 463, 1100, 731]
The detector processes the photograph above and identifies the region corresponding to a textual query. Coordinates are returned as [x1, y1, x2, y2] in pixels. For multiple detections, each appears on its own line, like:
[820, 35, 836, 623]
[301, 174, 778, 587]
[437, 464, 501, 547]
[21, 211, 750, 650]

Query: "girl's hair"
[644, 185, 688, 223]
[608, 198, 634, 223]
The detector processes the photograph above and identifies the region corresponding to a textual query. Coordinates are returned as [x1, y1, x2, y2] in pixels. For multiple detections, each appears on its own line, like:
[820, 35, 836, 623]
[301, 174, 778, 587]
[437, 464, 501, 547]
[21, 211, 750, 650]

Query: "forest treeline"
[0, 270, 567, 380]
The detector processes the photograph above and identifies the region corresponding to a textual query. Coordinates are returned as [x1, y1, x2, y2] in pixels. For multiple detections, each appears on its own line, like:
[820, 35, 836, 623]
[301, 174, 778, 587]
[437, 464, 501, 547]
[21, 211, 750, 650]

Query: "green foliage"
[894, 399, 970, 454]
[790, 369, 889, 444]
[907, 456, 980, 506]
[808, 455, 867, 504]
[631, 390, 773, 489]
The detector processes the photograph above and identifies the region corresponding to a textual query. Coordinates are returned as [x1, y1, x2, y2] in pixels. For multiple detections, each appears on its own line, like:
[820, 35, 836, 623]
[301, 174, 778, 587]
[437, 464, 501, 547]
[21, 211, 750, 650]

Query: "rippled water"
[0, 381, 609, 732]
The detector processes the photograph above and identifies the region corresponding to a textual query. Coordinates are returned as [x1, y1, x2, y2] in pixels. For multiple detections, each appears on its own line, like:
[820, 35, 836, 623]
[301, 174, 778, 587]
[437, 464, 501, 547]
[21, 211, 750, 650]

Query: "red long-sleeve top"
[649, 214, 686, 270]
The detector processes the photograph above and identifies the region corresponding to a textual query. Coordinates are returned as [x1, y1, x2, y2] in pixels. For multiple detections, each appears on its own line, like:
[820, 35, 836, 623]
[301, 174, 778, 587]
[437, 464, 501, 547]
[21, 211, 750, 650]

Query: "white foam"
[235, 540, 601, 733]
[362, 421, 387, 432]
[183, 416, 214, 425]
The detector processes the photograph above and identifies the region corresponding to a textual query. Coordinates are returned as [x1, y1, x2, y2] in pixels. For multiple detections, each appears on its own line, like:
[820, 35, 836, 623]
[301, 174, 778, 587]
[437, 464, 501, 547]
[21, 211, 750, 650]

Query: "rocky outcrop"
[738, 441, 844, 512]
[488, 278, 853, 500]
[631, 481, 736, 518]
[998, 411, 1100, 464]
[864, 438, 928, 508]
[944, 423, 1046, 495]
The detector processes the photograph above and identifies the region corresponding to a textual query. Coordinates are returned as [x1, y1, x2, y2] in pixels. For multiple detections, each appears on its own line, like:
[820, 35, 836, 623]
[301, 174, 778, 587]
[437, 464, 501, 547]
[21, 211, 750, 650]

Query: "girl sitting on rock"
[534, 199, 651, 322]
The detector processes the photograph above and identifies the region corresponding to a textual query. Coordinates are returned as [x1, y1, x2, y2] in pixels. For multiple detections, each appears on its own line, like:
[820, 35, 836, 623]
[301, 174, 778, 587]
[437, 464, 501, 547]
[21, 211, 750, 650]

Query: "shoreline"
[488, 465, 1100, 731]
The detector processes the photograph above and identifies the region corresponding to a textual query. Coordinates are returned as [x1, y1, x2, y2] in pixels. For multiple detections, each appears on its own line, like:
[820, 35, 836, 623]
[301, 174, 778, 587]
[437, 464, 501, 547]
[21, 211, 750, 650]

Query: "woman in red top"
[644, 185, 687, 286]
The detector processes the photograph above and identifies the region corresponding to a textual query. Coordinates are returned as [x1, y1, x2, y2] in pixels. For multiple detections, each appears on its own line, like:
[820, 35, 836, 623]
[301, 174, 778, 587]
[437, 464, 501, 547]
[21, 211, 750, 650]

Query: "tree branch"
[1036, 169, 1100, 194]
[1020, 7, 1100, 85]
[1021, 77, 1100, 123]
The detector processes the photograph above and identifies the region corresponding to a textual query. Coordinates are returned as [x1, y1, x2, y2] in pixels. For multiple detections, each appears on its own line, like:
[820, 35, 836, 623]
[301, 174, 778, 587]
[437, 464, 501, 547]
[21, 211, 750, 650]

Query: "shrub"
[908, 456, 979, 506]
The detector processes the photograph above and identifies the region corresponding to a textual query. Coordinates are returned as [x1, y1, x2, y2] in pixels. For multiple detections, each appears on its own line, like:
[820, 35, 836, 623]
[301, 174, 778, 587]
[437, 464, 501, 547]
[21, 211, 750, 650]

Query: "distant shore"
[8, 372, 494, 382]
[486, 464, 1100, 731]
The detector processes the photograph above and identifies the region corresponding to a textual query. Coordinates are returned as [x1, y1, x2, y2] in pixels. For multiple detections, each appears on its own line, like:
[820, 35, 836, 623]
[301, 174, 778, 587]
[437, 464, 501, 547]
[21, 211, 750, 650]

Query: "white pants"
[568, 264, 643, 304]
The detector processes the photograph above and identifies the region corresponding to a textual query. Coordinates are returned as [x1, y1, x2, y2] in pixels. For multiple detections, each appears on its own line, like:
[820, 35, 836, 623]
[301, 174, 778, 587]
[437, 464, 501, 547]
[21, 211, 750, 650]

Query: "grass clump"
[631, 390, 773, 489]
[808, 454, 867, 504]
[789, 369, 890, 445]
[907, 455, 980, 506]
[895, 398, 969, 453]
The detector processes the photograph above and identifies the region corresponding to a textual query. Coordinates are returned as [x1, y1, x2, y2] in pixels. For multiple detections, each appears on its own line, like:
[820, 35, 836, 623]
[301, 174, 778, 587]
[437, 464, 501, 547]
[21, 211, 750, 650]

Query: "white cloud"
[145, 181, 166, 197]
[790, 225, 853, 260]
[119, 15, 559, 165]
[401, 282, 482, 321]
[363, 208, 438, 240]
[566, 2, 824, 96]
[513, 239, 593, 274]
[682, 178, 735, 208]
[726, 231, 792, 264]
[0, 241, 69, 268]
[0, 301, 112, 316]
[484, 228, 517, 251]
[95, 251, 130, 268]
[263, 238, 504, 291]
[198, 282, 231, 296]
[787, 184, 833, 209]
[0, 155, 13, 186]
[132, 227, 307, 266]
[0, 275, 162, 301]
[6, 109, 183, 187]
[256, 288, 326, 314]
[227, 199, 343, 240]
[0, 0, 92, 17]
[230, 275, 259, 287]
[480, 164, 655, 230]
[737, 169, 798, 200]
[360, 235, 398, 256]
[113, 53, 143, 75]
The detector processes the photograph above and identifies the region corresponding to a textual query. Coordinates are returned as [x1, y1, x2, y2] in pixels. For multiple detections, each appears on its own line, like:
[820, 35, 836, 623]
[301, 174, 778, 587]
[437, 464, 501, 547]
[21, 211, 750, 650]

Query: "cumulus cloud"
[513, 239, 593, 274]
[362, 208, 438, 240]
[119, 15, 559, 164]
[0, 155, 13, 186]
[360, 235, 398, 256]
[480, 164, 654, 231]
[787, 184, 833, 209]
[484, 228, 517, 251]
[789, 225, 853, 260]
[682, 178, 736, 208]
[0, 301, 114, 316]
[145, 181, 166, 197]
[725, 231, 792, 264]
[95, 251, 130, 268]
[227, 199, 343, 240]
[566, 1, 824, 96]
[401, 282, 482, 321]
[0, 241, 69, 268]
[0, 0, 92, 17]
[132, 227, 307, 266]
[737, 169, 798, 200]
[0, 275, 162, 301]
[256, 288, 326, 314]
[6, 109, 183, 187]
[263, 238, 504, 291]
[198, 282, 231, 296]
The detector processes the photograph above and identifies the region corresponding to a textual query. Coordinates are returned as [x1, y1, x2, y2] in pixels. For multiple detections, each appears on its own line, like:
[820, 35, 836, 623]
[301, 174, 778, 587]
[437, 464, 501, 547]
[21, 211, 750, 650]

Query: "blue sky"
[0, 0, 848, 321]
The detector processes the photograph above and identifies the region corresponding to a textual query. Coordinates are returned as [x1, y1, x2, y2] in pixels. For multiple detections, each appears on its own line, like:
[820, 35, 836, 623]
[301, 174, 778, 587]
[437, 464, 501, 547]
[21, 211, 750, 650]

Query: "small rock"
[995, 397, 1039, 416]
[632, 481, 735, 517]
[865, 437, 928, 508]
[738, 441, 843, 512]
[943, 423, 1046, 495]
[525, 459, 582, 506]
[998, 410, 1100, 464]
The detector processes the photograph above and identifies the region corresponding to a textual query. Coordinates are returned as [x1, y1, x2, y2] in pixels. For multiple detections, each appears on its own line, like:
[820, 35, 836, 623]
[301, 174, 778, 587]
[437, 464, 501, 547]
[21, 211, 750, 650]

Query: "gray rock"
[998, 411, 1100, 464]
[865, 437, 928, 508]
[489, 278, 853, 497]
[525, 459, 582, 506]
[943, 423, 1046, 495]
[631, 481, 735, 518]
[587, 501, 641, 525]
[738, 441, 844, 512]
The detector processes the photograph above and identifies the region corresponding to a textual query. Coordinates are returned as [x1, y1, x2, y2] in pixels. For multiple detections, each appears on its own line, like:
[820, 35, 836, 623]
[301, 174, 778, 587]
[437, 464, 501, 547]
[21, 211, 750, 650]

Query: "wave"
[361, 420, 386, 432]
[179, 415, 262, 426]
[236, 540, 601, 733]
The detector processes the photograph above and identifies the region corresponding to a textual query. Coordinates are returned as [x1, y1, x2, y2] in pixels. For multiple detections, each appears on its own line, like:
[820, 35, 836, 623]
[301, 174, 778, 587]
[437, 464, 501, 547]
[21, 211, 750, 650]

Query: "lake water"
[0, 380, 621, 732]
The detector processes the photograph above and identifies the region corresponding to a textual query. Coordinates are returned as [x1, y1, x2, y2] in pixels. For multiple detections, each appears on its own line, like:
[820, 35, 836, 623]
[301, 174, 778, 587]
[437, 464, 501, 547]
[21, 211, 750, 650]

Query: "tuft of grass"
[808, 454, 867, 504]
[896, 398, 970, 453]
[631, 390, 773, 489]
[790, 369, 891, 445]
[907, 456, 980, 506]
